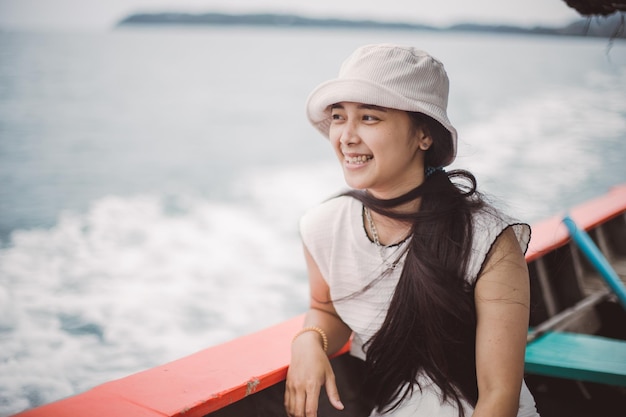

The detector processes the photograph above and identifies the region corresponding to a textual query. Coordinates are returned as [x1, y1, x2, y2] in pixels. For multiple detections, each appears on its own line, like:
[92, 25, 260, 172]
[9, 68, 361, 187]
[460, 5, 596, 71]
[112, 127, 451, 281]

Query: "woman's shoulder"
[472, 205, 530, 252]
[299, 194, 357, 261]
[301, 194, 355, 226]
[466, 204, 531, 283]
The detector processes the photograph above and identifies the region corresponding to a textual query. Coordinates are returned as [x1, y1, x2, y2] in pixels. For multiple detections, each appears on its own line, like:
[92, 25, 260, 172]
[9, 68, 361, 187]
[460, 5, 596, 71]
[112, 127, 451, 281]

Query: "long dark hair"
[342, 112, 485, 416]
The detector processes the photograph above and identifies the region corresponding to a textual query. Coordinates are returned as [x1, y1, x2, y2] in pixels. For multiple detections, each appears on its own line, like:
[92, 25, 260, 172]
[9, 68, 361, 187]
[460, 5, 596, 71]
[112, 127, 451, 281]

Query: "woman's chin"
[342, 174, 368, 191]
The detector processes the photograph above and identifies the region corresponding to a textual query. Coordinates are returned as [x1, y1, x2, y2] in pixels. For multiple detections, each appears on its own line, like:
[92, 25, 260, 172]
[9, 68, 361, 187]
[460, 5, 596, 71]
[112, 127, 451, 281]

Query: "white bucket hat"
[306, 44, 457, 166]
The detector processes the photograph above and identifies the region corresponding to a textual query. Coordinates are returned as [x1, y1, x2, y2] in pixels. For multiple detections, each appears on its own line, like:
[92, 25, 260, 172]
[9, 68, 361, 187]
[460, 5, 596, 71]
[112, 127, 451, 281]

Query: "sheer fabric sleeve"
[466, 208, 531, 285]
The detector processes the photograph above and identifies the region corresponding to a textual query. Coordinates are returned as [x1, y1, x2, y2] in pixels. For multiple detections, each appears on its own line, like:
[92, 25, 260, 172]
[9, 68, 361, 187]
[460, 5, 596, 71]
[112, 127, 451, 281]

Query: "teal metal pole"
[562, 215, 626, 309]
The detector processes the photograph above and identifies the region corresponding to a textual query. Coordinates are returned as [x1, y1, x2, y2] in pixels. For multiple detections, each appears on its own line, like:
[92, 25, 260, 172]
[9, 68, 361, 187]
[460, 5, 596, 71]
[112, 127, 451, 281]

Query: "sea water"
[0, 26, 625, 415]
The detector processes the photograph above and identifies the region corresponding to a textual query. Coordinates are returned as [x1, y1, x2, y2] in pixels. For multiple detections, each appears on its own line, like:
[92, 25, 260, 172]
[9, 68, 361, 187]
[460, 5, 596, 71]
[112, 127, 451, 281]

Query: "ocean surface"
[0, 26, 625, 414]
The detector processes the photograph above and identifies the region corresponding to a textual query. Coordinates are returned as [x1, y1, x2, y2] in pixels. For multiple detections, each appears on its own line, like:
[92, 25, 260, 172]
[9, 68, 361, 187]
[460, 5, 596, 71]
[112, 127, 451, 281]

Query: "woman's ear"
[418, 133, 433, 151]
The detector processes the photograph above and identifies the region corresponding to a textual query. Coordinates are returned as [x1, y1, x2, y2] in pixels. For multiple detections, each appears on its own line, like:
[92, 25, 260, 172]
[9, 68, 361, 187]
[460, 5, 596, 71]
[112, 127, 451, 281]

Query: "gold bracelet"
[292, 326, 328, 352]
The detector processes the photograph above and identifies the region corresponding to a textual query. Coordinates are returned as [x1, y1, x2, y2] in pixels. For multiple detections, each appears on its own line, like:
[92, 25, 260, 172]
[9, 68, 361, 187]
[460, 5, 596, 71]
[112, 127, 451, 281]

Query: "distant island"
[116, 11, 625, 39]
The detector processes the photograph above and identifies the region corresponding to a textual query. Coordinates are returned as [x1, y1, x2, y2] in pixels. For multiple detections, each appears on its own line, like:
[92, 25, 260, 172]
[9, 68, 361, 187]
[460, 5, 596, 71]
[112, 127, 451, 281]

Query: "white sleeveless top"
[300, 195, 539, 417]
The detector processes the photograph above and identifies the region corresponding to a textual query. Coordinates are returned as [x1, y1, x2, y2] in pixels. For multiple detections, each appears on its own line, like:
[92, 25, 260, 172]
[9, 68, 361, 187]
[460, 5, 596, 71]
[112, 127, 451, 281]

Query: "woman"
[285, 44, 539, 417]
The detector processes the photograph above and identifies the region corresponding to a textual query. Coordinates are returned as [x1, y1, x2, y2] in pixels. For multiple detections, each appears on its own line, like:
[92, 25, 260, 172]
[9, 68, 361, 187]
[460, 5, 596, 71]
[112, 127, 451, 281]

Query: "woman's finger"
[324, 372, 344, 411]
[304, 382, 322, 417]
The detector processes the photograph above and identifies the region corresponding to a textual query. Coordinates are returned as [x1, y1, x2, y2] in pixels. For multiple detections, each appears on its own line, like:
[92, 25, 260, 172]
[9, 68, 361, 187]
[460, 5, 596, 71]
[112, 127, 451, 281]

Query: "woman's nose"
[338, 121, 359, 145]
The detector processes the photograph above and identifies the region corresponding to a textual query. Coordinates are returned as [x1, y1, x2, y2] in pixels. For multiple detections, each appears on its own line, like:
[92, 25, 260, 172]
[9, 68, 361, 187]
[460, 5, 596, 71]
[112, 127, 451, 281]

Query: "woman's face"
[329, 102, 432, 199]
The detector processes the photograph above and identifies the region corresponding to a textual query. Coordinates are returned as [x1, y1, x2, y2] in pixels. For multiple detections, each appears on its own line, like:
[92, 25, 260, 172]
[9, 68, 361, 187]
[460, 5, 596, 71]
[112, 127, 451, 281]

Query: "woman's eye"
[363, 115, 379, 121]
[331, 113, 343, 120]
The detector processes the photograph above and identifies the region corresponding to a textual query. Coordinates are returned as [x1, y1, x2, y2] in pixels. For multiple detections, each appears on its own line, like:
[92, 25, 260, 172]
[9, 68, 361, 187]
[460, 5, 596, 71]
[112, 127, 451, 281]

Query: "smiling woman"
[285, 44, 539, 417]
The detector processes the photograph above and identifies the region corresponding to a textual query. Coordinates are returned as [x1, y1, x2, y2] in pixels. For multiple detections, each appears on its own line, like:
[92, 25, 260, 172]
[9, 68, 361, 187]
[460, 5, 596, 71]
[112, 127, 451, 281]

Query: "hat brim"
[306, 77, 457, 166]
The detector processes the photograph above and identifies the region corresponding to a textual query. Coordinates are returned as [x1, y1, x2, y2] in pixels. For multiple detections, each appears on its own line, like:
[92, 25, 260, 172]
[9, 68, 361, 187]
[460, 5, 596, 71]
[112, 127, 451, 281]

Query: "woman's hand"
[285, 245, 350, 416]
[285, 331, 344, 417]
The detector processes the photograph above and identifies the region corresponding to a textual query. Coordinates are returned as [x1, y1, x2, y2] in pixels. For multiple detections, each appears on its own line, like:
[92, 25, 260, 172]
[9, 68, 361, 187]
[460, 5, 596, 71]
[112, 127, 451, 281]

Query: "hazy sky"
[0, 0, 582, 31]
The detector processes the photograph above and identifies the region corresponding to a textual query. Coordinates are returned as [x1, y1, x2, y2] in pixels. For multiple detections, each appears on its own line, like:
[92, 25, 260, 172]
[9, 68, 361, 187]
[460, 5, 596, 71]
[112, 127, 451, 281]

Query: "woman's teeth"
[346, 155, 373, 164]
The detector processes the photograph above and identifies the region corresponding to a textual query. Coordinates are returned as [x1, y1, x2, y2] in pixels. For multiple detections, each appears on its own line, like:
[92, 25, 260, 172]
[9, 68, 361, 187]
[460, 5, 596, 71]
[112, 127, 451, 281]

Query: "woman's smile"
[343, 152, 373, 166]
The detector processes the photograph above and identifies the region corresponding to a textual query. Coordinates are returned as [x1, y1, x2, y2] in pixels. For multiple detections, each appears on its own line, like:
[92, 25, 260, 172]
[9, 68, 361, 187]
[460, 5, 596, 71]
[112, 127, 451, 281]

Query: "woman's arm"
[472, 227, 530, 417]
[284, 244, 352, 417]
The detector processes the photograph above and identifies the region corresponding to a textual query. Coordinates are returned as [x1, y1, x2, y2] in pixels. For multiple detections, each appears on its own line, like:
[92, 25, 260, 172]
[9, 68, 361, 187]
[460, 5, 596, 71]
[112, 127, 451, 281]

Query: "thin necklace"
[364, 206, 405, 270]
